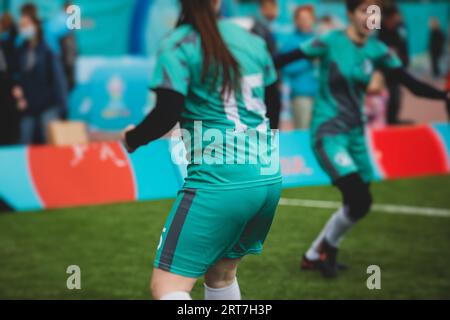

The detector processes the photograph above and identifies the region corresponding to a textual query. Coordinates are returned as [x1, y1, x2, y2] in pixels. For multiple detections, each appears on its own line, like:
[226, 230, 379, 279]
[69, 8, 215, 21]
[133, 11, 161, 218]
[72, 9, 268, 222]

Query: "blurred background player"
[275, 0, 450, 278]
[121, 0, 281, 300]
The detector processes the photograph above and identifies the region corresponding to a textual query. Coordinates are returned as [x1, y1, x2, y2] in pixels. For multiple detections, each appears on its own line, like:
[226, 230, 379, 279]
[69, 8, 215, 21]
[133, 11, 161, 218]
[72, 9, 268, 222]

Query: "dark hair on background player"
[345, 0, 365, 12]
[345, 0, 381, 13]
[177, 0, 240, 96]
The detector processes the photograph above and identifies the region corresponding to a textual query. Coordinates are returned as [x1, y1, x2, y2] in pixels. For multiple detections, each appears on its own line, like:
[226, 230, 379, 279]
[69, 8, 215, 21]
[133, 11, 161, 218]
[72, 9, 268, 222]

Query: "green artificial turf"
[1, 176, 449, 299]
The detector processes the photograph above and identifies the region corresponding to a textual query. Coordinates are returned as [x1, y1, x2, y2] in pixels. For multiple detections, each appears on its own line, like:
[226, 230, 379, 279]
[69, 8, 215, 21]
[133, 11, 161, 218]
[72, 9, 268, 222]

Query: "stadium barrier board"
[0, 124, 449, 212]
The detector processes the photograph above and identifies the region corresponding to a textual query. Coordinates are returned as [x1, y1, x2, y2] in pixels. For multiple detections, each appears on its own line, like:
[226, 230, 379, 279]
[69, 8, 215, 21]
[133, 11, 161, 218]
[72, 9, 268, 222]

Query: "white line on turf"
[279, 198, 450, 218]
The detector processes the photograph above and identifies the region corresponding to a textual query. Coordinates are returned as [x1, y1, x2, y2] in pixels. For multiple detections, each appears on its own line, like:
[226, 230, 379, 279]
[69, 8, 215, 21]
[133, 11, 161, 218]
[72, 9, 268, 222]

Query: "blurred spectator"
[281, 5, 317, 129]
[251, 0, 281, 129]
[428, 18, 445, 79]
[378, 2, 411, 125]
[60, 2, 78, 93]
[253, 0, 279, 56]
[45, 1, 78, 93]
[378, 3, 410, 67]
[14, 4, 68, 145]
[0, 12, 18, 67]
[0, 13, 20, 145]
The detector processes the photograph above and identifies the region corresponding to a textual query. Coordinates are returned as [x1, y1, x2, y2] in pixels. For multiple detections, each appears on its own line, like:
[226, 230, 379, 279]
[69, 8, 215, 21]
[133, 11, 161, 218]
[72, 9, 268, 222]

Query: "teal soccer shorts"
[312, 127, 374, 183]
[153, 182, 282, 278]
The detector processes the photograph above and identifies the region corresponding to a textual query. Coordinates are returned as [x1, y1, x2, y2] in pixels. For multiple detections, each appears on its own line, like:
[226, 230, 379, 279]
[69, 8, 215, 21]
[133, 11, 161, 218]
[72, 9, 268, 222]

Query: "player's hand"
[121, 125, 136, 154]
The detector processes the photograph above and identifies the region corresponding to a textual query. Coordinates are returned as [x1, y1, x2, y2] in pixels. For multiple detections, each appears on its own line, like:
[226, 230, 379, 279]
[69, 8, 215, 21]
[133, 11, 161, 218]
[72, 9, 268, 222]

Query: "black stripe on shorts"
[158, 188, 196, 271]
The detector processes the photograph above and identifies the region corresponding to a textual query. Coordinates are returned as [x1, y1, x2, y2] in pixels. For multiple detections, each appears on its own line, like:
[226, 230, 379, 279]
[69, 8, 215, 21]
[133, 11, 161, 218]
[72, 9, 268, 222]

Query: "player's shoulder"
[320, 29, 345, 42]
[219, 19, 267, 50]
[305, 29, 344, 50]
[158, 24, 199, 53]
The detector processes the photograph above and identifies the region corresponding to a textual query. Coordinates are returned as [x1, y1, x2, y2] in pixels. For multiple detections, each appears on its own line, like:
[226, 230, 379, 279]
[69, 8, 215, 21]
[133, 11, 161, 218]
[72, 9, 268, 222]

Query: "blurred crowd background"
[0, 0, 449, 146]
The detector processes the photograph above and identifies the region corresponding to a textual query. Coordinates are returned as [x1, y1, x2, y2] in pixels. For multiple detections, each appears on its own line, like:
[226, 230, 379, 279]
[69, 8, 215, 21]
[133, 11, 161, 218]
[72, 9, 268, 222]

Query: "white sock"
[204, 278, 241, 300]
[324, 206, 354, 247]
[305, 208, 339, 260]
[305, 207, 354, 260]
[160, 291, 192, 300]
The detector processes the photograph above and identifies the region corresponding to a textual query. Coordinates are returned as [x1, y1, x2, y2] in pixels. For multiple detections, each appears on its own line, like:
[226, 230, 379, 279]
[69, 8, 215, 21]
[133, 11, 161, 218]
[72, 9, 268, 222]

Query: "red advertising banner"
[371, 125, 449, 179]
[28, 142, 136, 209]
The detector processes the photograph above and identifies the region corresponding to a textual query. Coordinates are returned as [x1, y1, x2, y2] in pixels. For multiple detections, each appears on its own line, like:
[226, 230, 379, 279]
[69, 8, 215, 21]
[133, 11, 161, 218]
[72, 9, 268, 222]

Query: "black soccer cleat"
[318, 239, 339, 278]
[301, 254, 322, 271]
[301, 246, 349, 276]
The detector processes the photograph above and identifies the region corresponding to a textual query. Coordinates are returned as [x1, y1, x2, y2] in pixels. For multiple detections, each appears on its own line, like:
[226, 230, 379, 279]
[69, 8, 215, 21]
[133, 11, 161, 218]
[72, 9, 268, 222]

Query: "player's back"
[150, 20, 280, 190]
[162, 20, 275, 130]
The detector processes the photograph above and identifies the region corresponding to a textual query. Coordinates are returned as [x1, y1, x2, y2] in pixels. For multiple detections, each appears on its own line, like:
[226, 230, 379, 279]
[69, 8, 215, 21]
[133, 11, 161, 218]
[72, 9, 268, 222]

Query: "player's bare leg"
[204, 258, 241, 300]
[150, 268, 197, 300]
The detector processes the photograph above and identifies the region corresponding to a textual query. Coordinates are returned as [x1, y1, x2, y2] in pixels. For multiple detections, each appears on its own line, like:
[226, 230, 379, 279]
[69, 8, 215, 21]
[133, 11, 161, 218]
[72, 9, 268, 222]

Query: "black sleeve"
[125, 88, 183, 151]
[385, 67, 447, 100]
[264, 82, 281, 130]
[274, 49, 309, 69]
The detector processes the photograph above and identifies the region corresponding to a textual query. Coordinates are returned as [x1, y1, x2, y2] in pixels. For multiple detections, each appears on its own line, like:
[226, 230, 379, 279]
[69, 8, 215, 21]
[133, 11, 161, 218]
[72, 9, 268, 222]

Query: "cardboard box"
[48, 121, 89, 146]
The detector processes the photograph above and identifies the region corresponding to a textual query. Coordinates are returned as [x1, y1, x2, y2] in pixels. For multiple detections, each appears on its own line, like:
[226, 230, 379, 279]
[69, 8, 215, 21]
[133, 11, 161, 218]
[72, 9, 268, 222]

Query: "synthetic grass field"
[1, 175, 449, 300]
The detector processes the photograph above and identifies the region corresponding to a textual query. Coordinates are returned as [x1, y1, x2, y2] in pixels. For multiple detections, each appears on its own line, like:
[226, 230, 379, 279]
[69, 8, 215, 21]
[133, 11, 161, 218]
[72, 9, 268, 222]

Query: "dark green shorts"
[154, 182, 282, 278]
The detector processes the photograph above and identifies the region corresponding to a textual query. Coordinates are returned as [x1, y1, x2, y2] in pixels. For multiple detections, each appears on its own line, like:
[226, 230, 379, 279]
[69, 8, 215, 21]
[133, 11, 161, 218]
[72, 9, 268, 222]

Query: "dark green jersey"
[149, 20, 281, 189]
[300, 29, 402, 135]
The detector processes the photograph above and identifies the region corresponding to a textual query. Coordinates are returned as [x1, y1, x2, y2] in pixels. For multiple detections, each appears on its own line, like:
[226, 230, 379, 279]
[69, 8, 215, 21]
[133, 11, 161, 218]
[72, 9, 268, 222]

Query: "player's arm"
[122, 37, 190, 153]
[274, 34, 329, 69]
[274, 49, 310, 69]
[265, 81, 279, 109]
[384, 67, 450, 119]
[385, 67, 448, 100]
[399, 70, 450, 114]
[122, 88, 183, 153]
[376, 41, 450, 116]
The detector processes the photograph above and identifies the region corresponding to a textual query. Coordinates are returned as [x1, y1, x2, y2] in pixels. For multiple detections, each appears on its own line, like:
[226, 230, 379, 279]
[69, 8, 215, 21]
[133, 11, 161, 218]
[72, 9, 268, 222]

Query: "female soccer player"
[121, 0, 282, 299]
[275, 0, 450, 278]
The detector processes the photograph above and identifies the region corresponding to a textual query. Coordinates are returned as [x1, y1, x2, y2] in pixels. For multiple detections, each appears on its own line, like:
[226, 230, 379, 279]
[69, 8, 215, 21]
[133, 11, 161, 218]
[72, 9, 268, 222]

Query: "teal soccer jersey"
[300, 29, 402, 133]
[149, 20, 281, 190]
[300, 29, 402, 182]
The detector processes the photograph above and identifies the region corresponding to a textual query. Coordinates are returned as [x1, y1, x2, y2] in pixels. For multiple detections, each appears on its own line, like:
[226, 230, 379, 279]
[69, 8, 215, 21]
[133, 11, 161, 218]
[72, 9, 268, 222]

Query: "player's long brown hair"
[178, 0, 240, 97]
